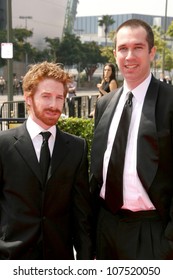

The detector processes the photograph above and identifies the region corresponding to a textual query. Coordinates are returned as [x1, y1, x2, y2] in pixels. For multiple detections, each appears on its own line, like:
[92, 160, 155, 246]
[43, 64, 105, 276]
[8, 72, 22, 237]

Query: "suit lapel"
[14, 123, 42, 182]
[92, 77, 160, 191]
[14, 125, 70, 184]
[91, 88, 123, 181]
[47, 127, 70, 181]
[137, 76, 159, 190]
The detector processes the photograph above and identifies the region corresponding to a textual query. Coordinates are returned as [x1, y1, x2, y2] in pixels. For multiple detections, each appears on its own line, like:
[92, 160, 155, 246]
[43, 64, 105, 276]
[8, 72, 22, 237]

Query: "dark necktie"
[105, 92, 133, 214]
[39, 131, 51, 184]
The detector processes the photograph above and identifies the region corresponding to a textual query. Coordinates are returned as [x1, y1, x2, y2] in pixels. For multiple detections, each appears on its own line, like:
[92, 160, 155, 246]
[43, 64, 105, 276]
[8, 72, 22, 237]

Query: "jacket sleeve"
[72, 139, 94, 259]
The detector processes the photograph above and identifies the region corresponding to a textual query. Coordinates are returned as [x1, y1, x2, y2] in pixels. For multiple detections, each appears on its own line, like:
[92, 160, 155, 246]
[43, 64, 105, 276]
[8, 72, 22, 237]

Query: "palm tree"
[98, 15, 115, 46]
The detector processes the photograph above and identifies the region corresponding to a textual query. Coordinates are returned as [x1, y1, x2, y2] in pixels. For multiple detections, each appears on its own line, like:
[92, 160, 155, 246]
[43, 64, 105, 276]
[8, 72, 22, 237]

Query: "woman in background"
[90, 63, 118, 117]
[97, 63, 118, 97]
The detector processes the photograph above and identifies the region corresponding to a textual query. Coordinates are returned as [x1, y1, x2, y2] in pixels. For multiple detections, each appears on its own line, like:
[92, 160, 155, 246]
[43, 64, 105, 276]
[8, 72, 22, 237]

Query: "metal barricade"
[66, 95, 99, 118]
[0, 94, 99, 130]
[0, 101, 27, 130]
[88, 95, 99, 116]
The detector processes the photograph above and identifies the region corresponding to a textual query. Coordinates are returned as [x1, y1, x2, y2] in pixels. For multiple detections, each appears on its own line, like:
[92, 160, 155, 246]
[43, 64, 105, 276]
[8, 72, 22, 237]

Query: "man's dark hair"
[114, 19, 154, 53]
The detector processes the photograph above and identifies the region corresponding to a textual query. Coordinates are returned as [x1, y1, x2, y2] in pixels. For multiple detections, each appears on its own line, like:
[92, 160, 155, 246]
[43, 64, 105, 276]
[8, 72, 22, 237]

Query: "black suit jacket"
[0, 122, 93, 259]
[90, 75, 173, 243]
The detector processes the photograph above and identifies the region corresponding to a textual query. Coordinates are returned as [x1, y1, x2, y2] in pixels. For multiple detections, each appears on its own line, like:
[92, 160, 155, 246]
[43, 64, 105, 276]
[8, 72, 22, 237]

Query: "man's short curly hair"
[23, 61, 71, 98]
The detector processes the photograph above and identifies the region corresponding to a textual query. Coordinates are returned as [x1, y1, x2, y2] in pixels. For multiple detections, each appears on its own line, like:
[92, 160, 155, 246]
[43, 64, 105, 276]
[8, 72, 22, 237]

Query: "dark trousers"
[96, 206, 173, 259]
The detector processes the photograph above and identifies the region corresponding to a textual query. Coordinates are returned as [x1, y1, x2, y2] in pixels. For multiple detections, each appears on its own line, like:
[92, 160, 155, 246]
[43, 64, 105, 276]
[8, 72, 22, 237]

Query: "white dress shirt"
[26, 116, 56, 161]
[100, 73, 155, 211]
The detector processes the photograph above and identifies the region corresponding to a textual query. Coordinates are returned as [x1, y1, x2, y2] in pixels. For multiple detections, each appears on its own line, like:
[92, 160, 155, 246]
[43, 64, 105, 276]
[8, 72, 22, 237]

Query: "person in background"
[90, 19, 173, 259]
[165, 75, 172, 85]
[19, 75, 24, 95]
[0, 61, 93, 260]
[67, 74, 77, 99]
[159, 73, 166, 83]
[13, 75, 20, 95]
[0, 76, 6, 95]
[67, 74, 77, 117]
[97, 63, 118, 97]
[89, 63, 118, 118]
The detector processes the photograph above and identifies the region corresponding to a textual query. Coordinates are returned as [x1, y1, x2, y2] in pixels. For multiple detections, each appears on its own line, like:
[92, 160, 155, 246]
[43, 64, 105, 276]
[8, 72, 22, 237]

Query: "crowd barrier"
[0, 95, 98, 130]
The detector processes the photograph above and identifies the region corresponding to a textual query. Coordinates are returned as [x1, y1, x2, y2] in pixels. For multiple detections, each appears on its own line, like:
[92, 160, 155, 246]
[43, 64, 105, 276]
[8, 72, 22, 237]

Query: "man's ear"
[150, 46, 157, 62]
[113, 49, 116, 57]
[24, 93, 32, 106]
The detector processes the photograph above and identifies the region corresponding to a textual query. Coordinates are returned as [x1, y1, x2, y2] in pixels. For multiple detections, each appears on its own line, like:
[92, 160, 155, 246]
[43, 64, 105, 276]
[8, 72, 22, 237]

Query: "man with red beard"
[0, 61, 93, 260]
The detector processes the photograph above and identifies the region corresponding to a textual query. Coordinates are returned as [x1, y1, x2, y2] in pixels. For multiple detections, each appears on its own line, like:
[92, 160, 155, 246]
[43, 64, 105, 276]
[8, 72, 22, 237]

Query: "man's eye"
[42, 95, 50, 98]
[119, 47, 127, 52]
[56, 96, 63, 100]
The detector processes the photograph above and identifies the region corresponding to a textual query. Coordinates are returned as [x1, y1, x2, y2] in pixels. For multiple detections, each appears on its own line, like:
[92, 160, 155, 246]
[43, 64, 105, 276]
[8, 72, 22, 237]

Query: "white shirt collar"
[26, 116, 56, 140]
[123, 73, 152, 103]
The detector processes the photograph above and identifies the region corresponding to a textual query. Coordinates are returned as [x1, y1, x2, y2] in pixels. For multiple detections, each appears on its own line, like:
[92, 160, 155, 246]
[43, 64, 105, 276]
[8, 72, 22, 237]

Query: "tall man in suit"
[90, 19, 173, 259]
[0, 61, 93, 260]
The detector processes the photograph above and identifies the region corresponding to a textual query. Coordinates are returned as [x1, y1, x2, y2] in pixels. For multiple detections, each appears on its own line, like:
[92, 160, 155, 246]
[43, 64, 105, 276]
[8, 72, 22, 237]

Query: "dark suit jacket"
[90, 75, 173, 244]
[0, 122, 93, 260]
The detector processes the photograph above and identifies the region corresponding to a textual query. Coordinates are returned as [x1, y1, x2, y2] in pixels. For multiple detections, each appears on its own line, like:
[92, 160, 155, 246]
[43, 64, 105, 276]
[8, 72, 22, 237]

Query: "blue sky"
[77, 0, 173, 18]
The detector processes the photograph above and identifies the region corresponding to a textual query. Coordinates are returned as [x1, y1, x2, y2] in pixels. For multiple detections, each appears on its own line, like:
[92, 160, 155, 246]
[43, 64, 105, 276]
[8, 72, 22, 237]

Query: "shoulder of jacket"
[97, 91, 115, 104]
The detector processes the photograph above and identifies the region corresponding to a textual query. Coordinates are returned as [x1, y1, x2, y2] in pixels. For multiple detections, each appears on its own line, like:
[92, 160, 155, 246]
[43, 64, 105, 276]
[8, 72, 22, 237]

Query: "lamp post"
[161, 0, 168, 75]
[6, 0, 13, 101]
[19, 16, 32, 72]
[19, 16, 32, 29]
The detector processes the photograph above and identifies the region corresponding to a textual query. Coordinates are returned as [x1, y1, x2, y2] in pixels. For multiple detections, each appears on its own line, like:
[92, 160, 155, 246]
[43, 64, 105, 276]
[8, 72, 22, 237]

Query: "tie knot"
[40, 131, 51, 142]
[126, 92, 133, 107]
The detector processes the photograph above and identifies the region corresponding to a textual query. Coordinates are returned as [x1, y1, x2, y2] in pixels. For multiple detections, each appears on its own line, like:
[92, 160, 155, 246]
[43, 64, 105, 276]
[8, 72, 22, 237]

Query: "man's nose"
[49, 98, 58, 108]
[126, 49, 134, 58]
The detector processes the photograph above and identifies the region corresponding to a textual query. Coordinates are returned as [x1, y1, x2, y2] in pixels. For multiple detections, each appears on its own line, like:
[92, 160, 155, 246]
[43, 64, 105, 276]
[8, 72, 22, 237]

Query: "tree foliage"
[56, 32, 82, 65]
[45, 37, 60, 61]
[80, 41, 107, 80]
[152, 25, 173, 72]
[56, 33, 107, 80]
[167, 21, 173, 37]
[0, 28, 33, 66]
[98, 15, 115, 46]
[152, 25, 166, 53]
[1, 20, 173, 77]
[100, 46, 115, 64]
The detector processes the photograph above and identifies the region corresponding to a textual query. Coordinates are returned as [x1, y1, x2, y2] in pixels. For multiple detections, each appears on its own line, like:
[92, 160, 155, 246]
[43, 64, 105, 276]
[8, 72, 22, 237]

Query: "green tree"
[55, 33, 106, 80]
[45, 37, 60, 61]
[152, 25, 173, 72]
[31, 48, 51, 63]
[56, 32, 82, 66]
[165, 21, 173, 72]
[167, 20, 173, 37]
[100, 46, 115, 64]
[13, 28, 33, 43]
[0, 28, 33, 68]
[12, 28, 33, 66]
[152, 25, 166, 54]
[98, 15, 115, 46]
[80, 41, 107, 81]
[164, 48, 173, 72]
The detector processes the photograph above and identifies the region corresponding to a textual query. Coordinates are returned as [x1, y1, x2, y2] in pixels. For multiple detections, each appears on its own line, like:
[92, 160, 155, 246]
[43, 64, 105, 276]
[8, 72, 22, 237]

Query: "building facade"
[1, 0, 78, 50]
[12, 0, 68, 50]
[0, 0, 78, 78]
[74, 13, 173, 46]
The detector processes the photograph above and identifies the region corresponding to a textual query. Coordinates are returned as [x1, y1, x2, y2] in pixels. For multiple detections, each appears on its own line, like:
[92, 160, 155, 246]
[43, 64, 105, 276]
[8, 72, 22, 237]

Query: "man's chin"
[41, 117, 59, 127]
